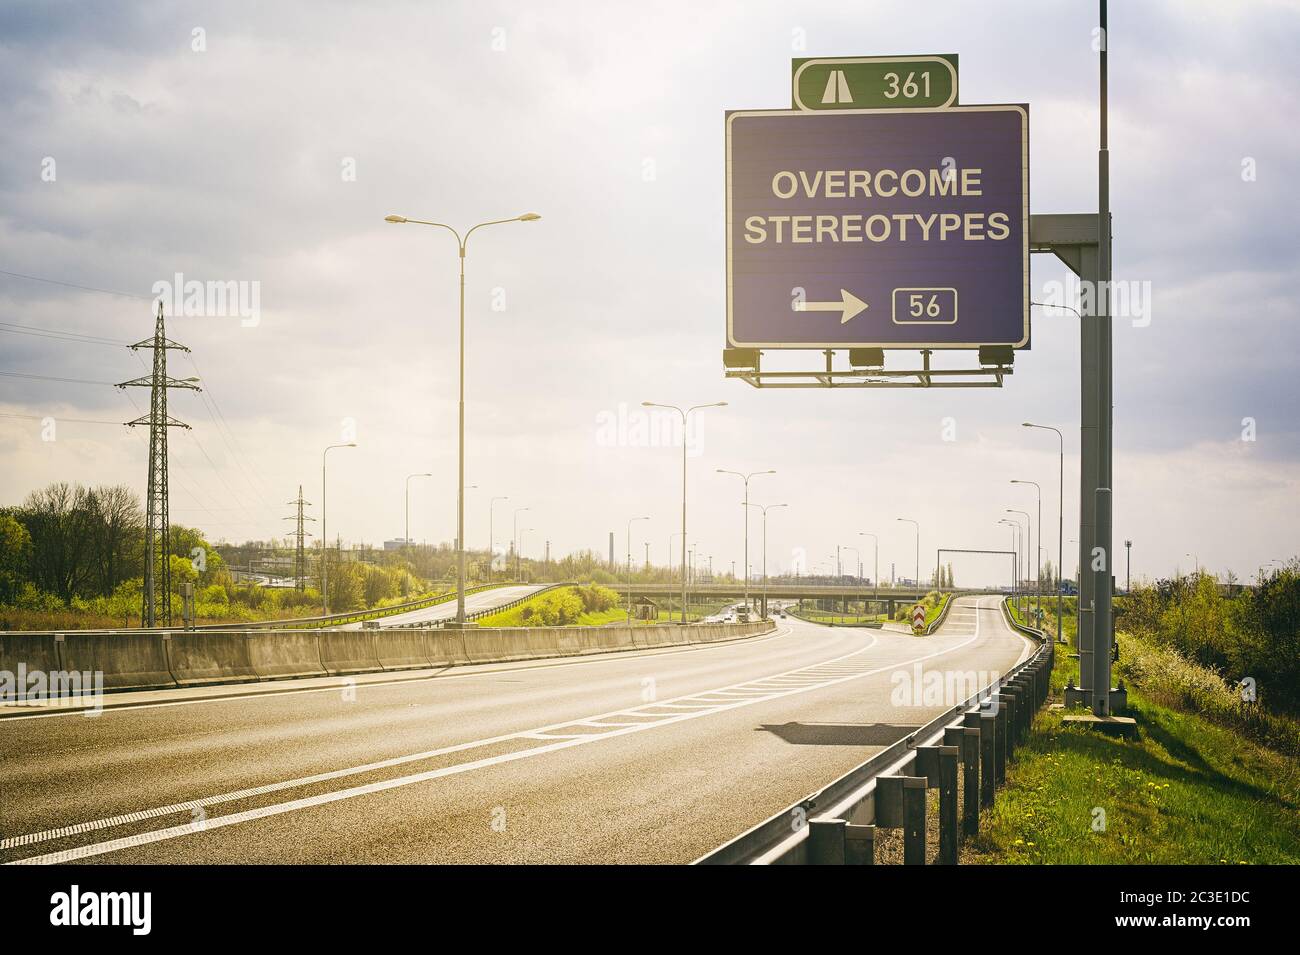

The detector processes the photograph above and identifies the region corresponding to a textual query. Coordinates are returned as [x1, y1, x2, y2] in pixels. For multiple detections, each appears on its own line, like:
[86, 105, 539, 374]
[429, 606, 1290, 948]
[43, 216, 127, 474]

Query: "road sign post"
[725, 105, 1029, 350]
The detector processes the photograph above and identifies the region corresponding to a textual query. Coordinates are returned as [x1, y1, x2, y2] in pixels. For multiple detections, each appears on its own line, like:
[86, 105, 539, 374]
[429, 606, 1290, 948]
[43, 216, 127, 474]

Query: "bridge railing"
[696, 597, 1052, 865]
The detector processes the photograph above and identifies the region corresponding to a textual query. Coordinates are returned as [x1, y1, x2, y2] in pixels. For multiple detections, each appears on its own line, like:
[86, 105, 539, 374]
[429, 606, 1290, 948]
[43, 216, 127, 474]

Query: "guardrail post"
[999, 687, 1020, 755]
[845, 824, 875, 865]
[965, 709, 996, 808]
[992, 702, 1007, 784]
[953, 726, 980, 836]
[807, 818, 847, 864]
[916, 744, 959, 864]
[903, 776, 927, 865]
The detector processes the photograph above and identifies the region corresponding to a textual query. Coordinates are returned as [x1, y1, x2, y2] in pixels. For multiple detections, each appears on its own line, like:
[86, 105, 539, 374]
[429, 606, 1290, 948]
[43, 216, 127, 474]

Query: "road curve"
[335, 583, 547, 629]
[0, 595, 1030, 864]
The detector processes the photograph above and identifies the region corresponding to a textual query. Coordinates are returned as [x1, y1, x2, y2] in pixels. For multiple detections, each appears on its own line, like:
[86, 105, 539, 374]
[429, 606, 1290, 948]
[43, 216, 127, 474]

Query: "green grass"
[475, 590, 647, 628]
[797, 608, 886, 626]
[923, 592, 952, 629]
[966, 636, 1300, 865]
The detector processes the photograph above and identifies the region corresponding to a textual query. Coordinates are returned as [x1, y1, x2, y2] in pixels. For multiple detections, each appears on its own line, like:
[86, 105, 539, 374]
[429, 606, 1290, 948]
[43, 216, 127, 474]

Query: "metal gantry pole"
[1092, 0, 1116, 715]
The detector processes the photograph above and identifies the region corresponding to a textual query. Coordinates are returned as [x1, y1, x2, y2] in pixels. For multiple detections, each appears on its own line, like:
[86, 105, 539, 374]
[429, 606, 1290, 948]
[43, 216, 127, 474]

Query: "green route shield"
[792, 55, 958, 111]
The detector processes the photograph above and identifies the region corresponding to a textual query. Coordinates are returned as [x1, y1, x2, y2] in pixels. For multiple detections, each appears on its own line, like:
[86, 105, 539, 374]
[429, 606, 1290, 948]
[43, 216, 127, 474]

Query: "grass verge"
[965, 633, 1300, 864]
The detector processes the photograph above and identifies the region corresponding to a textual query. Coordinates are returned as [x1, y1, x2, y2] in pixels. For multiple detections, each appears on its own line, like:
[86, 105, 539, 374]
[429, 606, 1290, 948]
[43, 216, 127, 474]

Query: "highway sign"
[725, 105, 1028, 349]
[912, 605, 926, 634]
[792, 55, 958, 111]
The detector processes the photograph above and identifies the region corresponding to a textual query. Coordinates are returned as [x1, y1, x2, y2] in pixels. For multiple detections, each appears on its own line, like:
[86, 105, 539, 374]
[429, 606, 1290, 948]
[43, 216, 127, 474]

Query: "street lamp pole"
[385, 210, 541, 625]
[1012, 479, 1042, 617]
[745, 502, 787, 618]
[896, 518, 919, 590]
[717, 469, 775, 613]
[1006, 511, 1029, 612]
[643, 401, 727, 623]
[999, 519, 1020, 603]
[626, 515, 649, 622]
[859, 532, 879, 616]
[1023, 422, 1065, 644]
[321, 442, 356, 614]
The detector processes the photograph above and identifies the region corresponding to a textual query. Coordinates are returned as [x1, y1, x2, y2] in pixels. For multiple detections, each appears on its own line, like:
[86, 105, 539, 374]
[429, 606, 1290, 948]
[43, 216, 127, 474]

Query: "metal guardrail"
[695, 597, 1052, 865]
[384, 582, 576, 628]
[192, 582, 512, 631]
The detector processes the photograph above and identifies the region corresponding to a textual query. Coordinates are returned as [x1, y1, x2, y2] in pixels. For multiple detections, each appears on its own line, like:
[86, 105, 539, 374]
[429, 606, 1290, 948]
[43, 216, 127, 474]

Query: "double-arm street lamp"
[744, 502, 787, 618]
[385, 210, 541, 625]
[717, 468, 775, 611]
[642, 401, 727, 623]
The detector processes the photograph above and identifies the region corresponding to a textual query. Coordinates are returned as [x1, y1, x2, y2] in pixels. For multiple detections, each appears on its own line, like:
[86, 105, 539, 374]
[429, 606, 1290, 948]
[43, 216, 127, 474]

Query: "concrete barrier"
[61, 631, 175, 690]
[167, 631, 258, 686]
[463, 629, 532, 664]
[318, 630, 382, 675]
[0, 633, 65, 700]
[373, 630, 432, 671]
[246, 630, 326, 680]
[5, 618, 776, 696]
[425, 630, 470, 667]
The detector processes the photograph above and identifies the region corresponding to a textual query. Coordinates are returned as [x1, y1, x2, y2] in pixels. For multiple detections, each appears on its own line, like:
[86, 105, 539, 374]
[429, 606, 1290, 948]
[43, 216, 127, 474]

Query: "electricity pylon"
[116, 303, 200, 627]
[284, 486, 315, 591]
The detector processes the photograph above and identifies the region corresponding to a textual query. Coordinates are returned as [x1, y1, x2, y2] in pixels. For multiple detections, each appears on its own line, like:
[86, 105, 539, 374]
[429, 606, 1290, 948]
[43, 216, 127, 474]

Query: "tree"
[0, 511, 32, 602]
[85, 485, 143, 595]
[17, 483, 97, 603]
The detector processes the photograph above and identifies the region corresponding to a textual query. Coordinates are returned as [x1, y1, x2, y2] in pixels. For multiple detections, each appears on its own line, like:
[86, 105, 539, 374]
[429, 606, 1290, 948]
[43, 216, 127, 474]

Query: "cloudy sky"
[1, 0, 1297, 586]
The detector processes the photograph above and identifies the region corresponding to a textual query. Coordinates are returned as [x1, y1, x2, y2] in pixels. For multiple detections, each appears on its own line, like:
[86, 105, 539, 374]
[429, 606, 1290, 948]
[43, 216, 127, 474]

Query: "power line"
[0, 268, 152, 301]
[0, 321, 131, 347]
[0, 370, 118, 386]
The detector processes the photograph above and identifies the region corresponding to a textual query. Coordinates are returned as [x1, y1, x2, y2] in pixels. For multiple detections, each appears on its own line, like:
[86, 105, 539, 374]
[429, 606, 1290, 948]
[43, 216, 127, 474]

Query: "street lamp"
[1023, 422, 1065, 644]
[717, 468, 775, 612]
[321, 442, 357, 613]
[1011, 479, 1042, 616]
[626, 515, 649, 622]
[512, 506, 530, 580]
[385, 210, 541, 625]
[745, 502, 787, 618]
[405, 472, 433, 548]
[1006, 510, 1030, 612]
[489, 495, 508, 581]
[896, 518, 919, 589]
[642, 401, 727, 623]
[859, 532, 879, 614]
[999, 519, 1020, 602]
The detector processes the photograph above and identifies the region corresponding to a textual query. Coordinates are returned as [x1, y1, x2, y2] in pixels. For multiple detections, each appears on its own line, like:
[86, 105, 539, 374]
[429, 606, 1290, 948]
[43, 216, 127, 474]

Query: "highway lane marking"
[0, 620, 810, 721]
[4, 618, 1010, 864]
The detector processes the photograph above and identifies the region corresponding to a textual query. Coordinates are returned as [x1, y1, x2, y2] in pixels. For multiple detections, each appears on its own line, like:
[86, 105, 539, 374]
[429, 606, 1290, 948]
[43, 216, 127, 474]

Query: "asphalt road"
[336, 583, 546, 629]
[0, 595, 1030, 864]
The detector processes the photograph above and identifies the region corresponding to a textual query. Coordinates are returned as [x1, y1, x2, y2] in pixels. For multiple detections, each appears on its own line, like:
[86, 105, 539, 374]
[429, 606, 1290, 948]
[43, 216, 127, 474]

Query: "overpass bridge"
[609, 583, 991, 616]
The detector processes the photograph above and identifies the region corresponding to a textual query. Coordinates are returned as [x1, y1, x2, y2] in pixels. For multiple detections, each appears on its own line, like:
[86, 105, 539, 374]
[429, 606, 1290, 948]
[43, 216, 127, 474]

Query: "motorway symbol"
[820, 70, 853, 105]
[725, 104, 1029, 350]
[793, 288, 869, 324]
[793, 55, 958, 111]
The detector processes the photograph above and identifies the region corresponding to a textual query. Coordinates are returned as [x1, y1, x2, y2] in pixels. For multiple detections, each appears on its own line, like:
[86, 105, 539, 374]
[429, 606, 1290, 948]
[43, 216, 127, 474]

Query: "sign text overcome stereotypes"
[743, 167, 1013, 245]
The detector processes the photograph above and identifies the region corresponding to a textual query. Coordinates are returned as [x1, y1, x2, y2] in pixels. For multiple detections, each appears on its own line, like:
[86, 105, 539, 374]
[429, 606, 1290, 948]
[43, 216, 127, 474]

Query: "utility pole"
[1125, 539, 1132, 593]
[283, 485, 315, 591]
[116, 303, 200, 628]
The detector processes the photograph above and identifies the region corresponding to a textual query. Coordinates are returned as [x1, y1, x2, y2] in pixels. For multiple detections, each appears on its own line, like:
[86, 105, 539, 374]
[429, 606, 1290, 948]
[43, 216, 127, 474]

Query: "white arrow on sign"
[793, 288, 869, 324]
